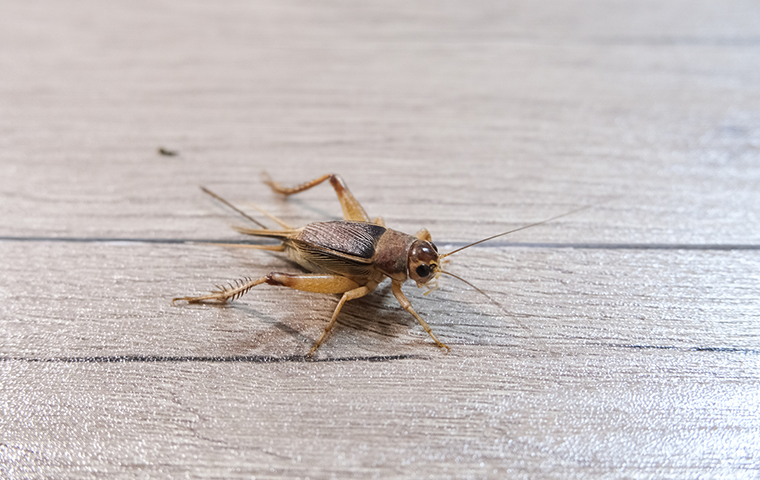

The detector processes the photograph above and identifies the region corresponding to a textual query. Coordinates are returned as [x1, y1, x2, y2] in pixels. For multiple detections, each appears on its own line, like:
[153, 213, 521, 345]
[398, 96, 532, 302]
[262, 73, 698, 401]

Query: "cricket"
[173, 173, 583, 355]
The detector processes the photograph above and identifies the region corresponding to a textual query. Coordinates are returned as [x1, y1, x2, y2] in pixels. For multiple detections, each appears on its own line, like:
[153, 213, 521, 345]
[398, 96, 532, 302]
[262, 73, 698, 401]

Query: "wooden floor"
[2, 0, 759, 478]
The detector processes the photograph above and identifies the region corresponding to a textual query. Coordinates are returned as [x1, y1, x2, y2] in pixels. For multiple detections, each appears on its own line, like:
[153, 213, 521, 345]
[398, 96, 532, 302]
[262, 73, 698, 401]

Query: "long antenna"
[440, 270, 503, 309]
[439, 270, 529, 332]
[200, 186, 269, 229]
[441, 205, 592, 258]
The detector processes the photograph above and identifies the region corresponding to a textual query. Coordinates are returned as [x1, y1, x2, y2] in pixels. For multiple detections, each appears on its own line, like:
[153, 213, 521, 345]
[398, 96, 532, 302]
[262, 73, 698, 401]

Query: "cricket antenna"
[200, 186, 269, 229]
[439, 269, 502, 309]
[438, 269, 529, 332]
[440, 204, 593, 258]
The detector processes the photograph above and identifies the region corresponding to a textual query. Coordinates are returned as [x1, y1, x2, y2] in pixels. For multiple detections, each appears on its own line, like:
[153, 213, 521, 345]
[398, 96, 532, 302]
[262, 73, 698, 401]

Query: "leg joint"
[265, 272, 285, 286]
[328, 174, 346, 192]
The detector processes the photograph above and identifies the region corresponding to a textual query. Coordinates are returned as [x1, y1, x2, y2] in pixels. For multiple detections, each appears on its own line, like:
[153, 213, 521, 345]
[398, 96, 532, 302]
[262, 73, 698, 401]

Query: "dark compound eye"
[416, 264, 431, 278]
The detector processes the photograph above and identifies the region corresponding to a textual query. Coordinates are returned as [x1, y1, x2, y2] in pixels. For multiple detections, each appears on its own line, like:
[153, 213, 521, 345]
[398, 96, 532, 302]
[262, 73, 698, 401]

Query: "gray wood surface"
[1, 0, 759, 478]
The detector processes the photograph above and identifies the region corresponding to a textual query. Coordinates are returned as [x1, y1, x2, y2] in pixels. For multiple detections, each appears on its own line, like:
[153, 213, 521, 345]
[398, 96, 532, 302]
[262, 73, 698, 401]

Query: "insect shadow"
[224, 283, 429, 351]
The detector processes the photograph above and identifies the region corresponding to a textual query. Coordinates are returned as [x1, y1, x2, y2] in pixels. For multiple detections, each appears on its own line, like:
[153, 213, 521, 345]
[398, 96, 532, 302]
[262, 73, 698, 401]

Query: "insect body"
[174, 173, 451, 354]
[174, 173, 584, 354]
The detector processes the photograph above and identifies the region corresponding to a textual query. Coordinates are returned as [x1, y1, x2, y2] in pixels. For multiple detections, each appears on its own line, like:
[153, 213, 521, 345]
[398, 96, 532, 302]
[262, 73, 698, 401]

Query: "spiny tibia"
[211, 276, 257, 301]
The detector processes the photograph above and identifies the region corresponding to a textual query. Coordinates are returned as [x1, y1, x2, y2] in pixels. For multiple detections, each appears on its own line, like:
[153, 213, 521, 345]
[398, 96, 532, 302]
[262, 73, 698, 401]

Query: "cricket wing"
[286, 221, 387, 277]
[296, 221, 386, 260]
[287, 239, 376, 277]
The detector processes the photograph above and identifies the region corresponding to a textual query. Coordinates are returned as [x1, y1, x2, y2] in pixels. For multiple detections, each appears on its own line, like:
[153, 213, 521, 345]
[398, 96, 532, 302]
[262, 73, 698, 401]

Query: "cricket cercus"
[173, 173, 582, 355]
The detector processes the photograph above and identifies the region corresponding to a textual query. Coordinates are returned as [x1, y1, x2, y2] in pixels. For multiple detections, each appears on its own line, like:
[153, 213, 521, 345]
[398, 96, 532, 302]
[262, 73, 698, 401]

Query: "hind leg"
[173, 273, 376, 354]
[262, 172, 370, 222]
[172, 273, 362, 304]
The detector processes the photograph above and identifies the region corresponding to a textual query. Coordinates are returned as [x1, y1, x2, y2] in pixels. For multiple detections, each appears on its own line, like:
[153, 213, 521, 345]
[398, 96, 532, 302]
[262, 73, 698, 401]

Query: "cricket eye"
[416, 264, 431, 278]
[408, 240, 440, 283]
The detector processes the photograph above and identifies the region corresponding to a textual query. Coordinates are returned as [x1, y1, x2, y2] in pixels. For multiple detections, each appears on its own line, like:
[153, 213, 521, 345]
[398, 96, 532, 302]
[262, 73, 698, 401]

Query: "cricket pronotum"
[173, 173, 587, 355]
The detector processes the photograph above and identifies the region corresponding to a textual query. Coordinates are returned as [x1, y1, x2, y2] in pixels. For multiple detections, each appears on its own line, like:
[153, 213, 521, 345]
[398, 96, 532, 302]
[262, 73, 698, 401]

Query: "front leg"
[391, 281, 450, 352]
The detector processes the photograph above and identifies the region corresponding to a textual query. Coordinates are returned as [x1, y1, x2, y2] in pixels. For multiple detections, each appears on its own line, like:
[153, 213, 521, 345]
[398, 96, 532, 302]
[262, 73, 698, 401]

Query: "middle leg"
[310, 284, 375, 354]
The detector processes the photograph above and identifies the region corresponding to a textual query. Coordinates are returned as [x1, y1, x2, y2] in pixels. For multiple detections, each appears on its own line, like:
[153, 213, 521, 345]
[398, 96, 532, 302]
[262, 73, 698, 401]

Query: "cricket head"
[407, 239, 441, 287]
[406, 237, 483, 299]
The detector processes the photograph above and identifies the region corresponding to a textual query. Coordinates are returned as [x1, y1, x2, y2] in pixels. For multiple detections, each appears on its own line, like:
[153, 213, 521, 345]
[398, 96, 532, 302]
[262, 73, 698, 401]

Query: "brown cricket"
[173, 173, 583, 354]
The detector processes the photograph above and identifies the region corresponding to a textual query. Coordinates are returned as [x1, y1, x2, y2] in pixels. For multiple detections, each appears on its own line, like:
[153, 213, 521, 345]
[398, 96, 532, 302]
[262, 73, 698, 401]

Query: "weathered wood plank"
[1, 242, 758, 357]
[2, 346, 758, 478]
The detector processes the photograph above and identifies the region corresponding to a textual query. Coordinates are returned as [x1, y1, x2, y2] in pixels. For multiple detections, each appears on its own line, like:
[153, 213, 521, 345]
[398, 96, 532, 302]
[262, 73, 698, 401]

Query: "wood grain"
[1, 0, 759, 478]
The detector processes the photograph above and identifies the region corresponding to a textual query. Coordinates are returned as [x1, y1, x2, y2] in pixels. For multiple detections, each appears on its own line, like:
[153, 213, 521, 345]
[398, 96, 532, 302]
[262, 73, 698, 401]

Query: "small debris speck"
[158, 147, 179, 156]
